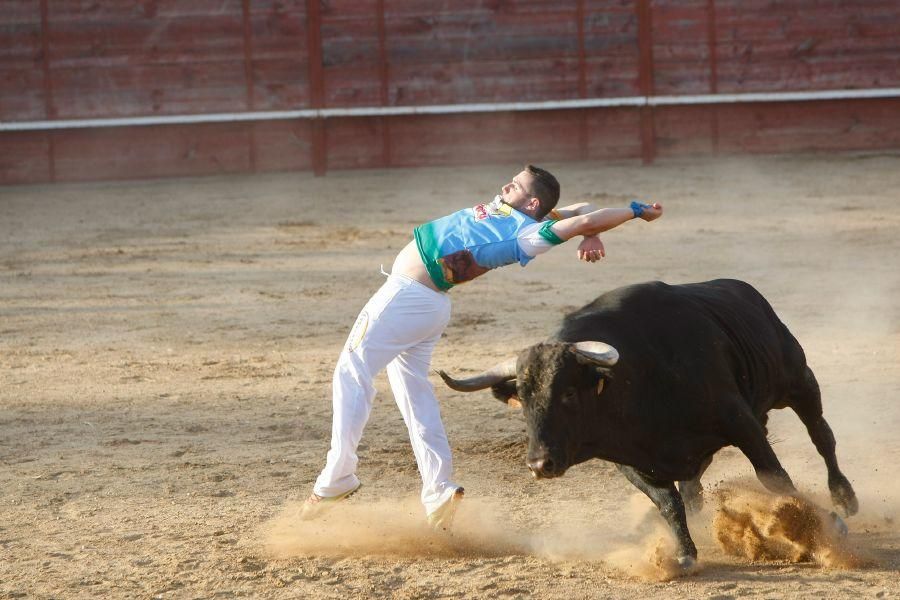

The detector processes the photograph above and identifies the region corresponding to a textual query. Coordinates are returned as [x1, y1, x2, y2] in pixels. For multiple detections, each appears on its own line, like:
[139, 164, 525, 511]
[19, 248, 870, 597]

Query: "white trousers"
[313, 273, 460, 516]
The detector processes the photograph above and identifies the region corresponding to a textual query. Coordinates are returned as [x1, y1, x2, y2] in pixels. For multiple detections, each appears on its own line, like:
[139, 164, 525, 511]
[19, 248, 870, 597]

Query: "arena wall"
[2, 0, 899, 184]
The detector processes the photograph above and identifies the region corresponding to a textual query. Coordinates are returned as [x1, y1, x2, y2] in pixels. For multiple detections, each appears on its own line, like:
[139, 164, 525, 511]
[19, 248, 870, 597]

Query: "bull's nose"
[527, 457, 555, 478]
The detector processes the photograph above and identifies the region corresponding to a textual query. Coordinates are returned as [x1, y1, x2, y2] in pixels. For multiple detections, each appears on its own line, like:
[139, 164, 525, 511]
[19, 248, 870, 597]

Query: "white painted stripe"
[2, 87, 899, 131]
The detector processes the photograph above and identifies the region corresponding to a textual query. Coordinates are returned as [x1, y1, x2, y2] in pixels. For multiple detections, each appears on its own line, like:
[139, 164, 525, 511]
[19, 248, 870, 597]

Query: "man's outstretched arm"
[551, 202, 663, 241]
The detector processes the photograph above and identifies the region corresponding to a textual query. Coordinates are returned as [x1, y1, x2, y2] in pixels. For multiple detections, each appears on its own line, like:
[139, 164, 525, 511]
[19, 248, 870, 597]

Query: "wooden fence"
[2, 0, 899, 184]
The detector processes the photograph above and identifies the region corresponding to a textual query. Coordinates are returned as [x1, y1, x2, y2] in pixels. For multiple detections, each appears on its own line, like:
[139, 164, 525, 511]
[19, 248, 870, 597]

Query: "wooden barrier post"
[306, 0, 327, 175]
[39, 0, 56, 181]
[707, 0, 720, 154]
[577, 0, 588, 161]
[241, 0, 257, 172]
[636, 0, 656, 165]
[377, 0, 391, 167]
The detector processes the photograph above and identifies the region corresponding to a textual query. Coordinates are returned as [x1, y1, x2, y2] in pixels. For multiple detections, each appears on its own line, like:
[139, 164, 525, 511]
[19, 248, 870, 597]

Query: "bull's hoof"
[830, 477, 859, 517]
[675, 555, 698, 573]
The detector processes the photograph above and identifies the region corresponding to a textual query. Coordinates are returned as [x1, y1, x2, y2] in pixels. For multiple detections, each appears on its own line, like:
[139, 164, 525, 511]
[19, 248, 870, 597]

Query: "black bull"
[439, 279, 858, 569]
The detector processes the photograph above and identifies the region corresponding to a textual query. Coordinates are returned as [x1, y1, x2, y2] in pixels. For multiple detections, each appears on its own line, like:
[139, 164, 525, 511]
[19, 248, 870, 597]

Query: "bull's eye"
[561, 388, 577, 406]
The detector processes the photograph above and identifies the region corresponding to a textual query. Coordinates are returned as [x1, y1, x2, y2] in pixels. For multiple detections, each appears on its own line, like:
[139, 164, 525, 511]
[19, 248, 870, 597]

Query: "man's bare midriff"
[391, 240, 443, 292]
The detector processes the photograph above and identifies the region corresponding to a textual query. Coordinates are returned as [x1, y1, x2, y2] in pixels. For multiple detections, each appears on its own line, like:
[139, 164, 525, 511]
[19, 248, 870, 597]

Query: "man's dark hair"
[525, 164, 560, 220]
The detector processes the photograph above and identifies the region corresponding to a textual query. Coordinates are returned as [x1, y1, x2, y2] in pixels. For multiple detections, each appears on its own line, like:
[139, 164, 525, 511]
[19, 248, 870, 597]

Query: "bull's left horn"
[438, 357, 517, 392]
[572, 341, 619, 366]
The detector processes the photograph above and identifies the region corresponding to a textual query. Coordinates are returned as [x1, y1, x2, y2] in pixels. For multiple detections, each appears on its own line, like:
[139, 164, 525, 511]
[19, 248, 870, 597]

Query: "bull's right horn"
[438, 357, 517, 392]
[572, 341, 619, 366]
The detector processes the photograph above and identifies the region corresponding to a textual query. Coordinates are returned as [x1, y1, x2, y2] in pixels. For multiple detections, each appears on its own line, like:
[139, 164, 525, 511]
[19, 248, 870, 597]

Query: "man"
[302, 165, 662, 530]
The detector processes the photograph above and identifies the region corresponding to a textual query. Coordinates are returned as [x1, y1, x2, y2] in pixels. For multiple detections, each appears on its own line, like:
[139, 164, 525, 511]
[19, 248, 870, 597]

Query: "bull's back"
[558, 279, 801, 377]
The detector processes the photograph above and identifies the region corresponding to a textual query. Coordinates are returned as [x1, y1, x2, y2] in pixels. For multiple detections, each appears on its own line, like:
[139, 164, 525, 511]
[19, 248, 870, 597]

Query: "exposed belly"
[391, 240, 442, 292]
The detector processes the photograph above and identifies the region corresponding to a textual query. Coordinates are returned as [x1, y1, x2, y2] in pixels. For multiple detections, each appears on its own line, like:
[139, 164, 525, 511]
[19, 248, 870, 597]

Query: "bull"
[439, 279, 858, 570]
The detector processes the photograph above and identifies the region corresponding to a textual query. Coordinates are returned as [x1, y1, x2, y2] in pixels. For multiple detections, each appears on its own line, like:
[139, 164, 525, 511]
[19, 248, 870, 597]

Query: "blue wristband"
[630, 200, 650, 218]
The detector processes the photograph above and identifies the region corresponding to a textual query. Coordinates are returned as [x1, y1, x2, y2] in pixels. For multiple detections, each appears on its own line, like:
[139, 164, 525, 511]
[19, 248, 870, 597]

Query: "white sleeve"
[517, 222, 556, 258]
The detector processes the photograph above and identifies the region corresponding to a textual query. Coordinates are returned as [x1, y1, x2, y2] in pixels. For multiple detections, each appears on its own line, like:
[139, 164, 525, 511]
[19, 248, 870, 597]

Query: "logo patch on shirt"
[491, 202, 513, 217]
[473, 201, 513, 220]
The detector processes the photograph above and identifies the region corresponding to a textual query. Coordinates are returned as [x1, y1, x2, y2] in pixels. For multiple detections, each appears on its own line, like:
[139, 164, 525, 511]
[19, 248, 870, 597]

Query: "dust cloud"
[263, 478, 896, 581]
[263, 494, 689, 581]
[711, 483, 873, 568]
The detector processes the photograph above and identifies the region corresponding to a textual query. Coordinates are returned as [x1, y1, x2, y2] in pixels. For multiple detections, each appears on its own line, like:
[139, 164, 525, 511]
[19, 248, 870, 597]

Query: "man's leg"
[385, 311, 460, 519]
[311, 345, 379, 498]
[312, 276, 450, 500]
[312, 279, 409, 498]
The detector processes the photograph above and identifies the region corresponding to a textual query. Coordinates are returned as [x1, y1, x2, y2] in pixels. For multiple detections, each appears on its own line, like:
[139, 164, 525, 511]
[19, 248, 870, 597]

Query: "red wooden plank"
[714, 34, 900, 59]
[386, 57, 585, 105]
[386, 110, 587, 168]
[714, 99, 900, 154]
[52, 123, 252, 181]
[0, 68, 46, 120]
[319, 0, 380, 17]
[388, 62, 580, 104]
[715, 56, 900, 92]
[385, 0, 579, 17]
[45, 17, 247, 68]
[652, 60, 713, 94]
[585, 107, 643, 160]
[0, 131, 51, 184]
[322, 37, 381, 67]
[50, 62, 251, 118]
[325, 117, 388, 170]
[0, 0, 40, 25]
[247, 8, 309, 60]
[584, 55, 642, 97]
[653, 105, 715, 156]
[47, 1, 246, 20]
[323, 64, 383, 107]
[651, 4, 710, 41]
[252, 120, 313, 172]
[0, 7, 41, 64]
[250, 58, 310, 110]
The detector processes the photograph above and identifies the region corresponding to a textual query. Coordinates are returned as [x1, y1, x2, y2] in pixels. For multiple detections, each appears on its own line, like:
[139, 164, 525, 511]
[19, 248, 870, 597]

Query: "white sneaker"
[298, 483, 361, 521]
[427, 487, 464, 532]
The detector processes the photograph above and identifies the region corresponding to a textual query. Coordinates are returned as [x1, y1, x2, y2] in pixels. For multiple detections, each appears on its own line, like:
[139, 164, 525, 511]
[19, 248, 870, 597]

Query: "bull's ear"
[491, 380, 520, 408]
[592, 365, 614, 379]
[592, 366, 613, 396]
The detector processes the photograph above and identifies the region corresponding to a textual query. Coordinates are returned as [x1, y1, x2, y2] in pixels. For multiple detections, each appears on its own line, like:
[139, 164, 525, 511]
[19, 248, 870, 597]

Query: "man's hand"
[577, 235, 605, 263]
[639, 202, 663, 222]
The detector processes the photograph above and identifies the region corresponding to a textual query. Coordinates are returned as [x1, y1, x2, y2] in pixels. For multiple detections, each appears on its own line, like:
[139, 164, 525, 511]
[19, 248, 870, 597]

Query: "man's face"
[501, 170, 538, 212]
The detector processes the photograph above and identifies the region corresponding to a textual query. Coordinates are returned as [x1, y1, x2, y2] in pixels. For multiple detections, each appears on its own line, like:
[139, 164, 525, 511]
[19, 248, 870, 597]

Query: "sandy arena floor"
[1, 154, 899, 598]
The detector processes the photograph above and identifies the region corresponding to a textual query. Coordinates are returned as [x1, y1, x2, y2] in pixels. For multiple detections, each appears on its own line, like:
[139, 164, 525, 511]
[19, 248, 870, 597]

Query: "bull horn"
[572, 341, 619, 366]
[438, 357, 517, 392]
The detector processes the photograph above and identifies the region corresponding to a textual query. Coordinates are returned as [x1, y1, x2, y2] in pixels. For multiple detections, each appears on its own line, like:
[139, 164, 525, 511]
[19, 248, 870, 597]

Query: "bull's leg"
[787, 366, 858, 516]
[677, 456, 713, 514]
[723, 402, 797, 495]
[616, 464, 697, 570]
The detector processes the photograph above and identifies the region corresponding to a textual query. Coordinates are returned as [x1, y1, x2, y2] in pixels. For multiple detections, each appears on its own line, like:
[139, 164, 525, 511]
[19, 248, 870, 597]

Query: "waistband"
[385, 271, 448, 298]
